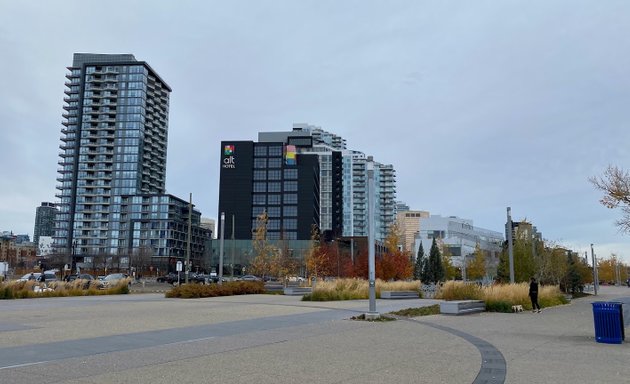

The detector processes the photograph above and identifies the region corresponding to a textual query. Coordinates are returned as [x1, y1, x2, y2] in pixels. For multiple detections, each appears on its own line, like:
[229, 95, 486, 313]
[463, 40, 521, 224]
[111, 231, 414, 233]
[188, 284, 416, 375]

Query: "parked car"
[99, 273, 129, 288]
[64, 273, 95, 282]
[63, 274, 96, 288]
[190, 273, 210, 284]
[19, 272, 58, 283]
[156, 273, 179, 284]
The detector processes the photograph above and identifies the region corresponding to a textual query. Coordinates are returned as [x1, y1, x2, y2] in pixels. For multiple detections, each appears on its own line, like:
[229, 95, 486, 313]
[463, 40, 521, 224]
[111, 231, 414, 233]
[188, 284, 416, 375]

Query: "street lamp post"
[71, 239, 77, 275]
[591, 244, 598, 295]
[506, 207, 514, 284]
[365, 156, 379, 320]
[185, 193, 192, 284]
[219, 212, 225, 285]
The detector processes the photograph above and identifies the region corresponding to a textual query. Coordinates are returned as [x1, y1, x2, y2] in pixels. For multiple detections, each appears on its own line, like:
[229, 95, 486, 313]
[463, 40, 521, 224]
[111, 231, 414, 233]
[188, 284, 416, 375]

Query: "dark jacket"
[529, 281, 538, 297]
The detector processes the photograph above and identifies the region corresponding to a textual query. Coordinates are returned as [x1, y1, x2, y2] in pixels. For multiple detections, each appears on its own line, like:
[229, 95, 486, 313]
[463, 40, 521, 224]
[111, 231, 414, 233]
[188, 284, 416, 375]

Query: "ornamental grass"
[165, 281, 265, 299]
[302, 278, 421, 301]
[0, 278, 130, 299]
[437, 281, 568, 312]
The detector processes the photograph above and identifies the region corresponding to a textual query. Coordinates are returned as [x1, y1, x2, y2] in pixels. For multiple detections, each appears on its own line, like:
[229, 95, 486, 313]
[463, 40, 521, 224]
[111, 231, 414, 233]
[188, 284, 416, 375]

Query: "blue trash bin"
[592, 301, 625, 344]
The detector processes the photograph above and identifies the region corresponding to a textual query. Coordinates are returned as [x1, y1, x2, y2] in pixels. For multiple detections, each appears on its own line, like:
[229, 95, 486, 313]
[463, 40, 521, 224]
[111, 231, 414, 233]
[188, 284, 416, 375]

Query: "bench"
[283, 287, 312, 296]
[440, 300, 485, 315]
[381, 290, 420, 299]
[264, 283, 284, 293]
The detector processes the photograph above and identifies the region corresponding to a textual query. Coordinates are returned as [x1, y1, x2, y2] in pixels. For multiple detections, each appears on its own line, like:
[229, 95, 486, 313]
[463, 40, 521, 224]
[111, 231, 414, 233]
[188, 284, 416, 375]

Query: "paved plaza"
[0, 285, 629, 383]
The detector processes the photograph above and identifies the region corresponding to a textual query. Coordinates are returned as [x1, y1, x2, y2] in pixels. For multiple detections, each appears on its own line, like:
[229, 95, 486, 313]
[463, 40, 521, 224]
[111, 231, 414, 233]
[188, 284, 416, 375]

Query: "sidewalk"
[417, 285, 630, 384]
[1, 286, 629, 384]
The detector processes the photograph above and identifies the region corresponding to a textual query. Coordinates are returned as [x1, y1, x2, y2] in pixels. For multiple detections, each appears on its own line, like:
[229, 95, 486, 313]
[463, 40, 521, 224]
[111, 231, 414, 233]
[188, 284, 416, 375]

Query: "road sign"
[176, 261, 182, 272]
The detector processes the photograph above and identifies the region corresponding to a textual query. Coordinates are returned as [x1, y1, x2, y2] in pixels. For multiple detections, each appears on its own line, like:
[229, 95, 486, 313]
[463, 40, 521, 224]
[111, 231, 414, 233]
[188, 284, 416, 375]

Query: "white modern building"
[414, 215, 503, 275]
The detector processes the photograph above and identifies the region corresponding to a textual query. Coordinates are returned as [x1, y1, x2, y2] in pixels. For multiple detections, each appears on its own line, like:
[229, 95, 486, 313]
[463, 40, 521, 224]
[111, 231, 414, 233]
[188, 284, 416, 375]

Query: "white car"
[239, 275, 262, 281]
[99, 273, 129, 288]
[18, 272, 58, 282]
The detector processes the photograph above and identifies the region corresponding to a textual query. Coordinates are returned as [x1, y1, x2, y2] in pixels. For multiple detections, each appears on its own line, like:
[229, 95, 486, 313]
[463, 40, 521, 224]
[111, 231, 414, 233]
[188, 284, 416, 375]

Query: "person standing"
[529, 277, 541, 313]
[39, 271, 47, 289]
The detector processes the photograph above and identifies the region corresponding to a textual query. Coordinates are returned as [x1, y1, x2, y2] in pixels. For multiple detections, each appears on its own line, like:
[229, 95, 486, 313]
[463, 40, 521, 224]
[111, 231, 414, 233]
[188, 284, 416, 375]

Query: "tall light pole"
[71, 239, 77, 276]
[506, 207, 514, 283]
[185, 193, 192, 284]
[231, 214, 235, 279]
[365, 156, 379, 320]
[591, 243, 598, 295]
[219, 212, 225, 285]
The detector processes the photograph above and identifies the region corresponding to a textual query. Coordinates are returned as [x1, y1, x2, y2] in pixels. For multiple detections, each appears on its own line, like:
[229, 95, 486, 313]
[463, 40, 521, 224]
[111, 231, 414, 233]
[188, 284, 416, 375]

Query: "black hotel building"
[218, 140, 320, 240]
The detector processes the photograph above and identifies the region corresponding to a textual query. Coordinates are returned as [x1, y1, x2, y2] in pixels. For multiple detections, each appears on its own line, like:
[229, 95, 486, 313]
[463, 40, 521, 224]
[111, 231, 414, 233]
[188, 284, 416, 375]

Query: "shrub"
[165, 281, 265, 299]
[485, 300, 512, 313]
[389, 305, 440, 317]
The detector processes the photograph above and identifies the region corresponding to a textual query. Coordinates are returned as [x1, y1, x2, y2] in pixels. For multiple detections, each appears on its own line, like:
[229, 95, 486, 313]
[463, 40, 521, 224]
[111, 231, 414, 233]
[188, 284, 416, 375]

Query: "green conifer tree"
[429, 237, 445, 283]
[414, 242, 425, 281]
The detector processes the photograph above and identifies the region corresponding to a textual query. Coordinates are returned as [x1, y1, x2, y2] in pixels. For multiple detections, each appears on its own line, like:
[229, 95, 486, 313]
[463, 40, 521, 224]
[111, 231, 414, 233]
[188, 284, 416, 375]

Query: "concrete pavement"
[0, 285, 628, 383]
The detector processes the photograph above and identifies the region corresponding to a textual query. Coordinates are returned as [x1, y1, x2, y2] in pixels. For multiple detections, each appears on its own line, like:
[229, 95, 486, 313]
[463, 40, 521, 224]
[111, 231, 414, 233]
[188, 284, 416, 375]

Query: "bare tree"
[249, 211, 277, 278]
[131, 246, 153, 278]
[92, 252, 109, 276]
[590, 165, 630, 233]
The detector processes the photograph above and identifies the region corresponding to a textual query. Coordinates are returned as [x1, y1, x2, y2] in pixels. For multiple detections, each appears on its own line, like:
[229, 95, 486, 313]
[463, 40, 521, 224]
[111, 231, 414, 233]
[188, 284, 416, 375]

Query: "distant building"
[38, 236, 54, 257]
[200, 218, 216, 239]
[395, 201, 410, 213]
[34, 202, 57, 247]
[415, 215, 504, 277]
[508, 220, 542, 243]
[396, 210, 430, 253]
[0, 233, 37, 269]
[14, 234, 30, 244]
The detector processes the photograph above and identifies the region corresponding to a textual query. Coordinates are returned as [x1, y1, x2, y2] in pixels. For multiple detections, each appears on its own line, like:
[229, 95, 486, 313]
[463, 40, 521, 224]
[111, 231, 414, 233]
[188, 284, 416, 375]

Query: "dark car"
[64, 273, 95, 282]
[156, 273, 179, 284]
[190, 273, 209, 284]
[64, 273, 95, 288]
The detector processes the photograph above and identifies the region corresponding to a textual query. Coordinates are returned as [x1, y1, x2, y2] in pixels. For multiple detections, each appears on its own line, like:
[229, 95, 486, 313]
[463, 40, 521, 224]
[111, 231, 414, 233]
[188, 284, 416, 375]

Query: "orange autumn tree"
[305, 225, 336, 279]
[343, 249, 369, 278]
[377, 222, 413, 280]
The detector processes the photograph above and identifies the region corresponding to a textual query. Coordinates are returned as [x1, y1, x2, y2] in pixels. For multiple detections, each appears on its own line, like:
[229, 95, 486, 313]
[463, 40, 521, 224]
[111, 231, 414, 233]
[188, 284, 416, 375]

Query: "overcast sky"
[1, 1, 629, 261]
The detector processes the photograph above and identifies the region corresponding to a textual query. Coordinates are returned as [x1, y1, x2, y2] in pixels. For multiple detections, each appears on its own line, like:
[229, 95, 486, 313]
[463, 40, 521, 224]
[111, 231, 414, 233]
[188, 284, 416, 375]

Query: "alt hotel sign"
[222, 145, 235, 169]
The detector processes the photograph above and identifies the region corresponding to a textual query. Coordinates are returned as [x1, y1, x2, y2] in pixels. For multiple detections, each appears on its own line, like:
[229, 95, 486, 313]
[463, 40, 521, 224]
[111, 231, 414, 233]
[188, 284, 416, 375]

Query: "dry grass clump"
[437, 281, 568, 312]
[437, 281, 483, 301]
[165, 281, 265, 298]
[302, 278, 421, 301]
[0, 279, 129, 299]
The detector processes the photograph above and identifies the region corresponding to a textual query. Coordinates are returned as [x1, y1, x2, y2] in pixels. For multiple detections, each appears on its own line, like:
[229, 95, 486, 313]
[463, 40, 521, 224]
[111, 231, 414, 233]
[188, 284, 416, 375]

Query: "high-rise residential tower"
[34, 202, 57, 247]
[54, 53, 209, 271]
[343, 153, 396, 242]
